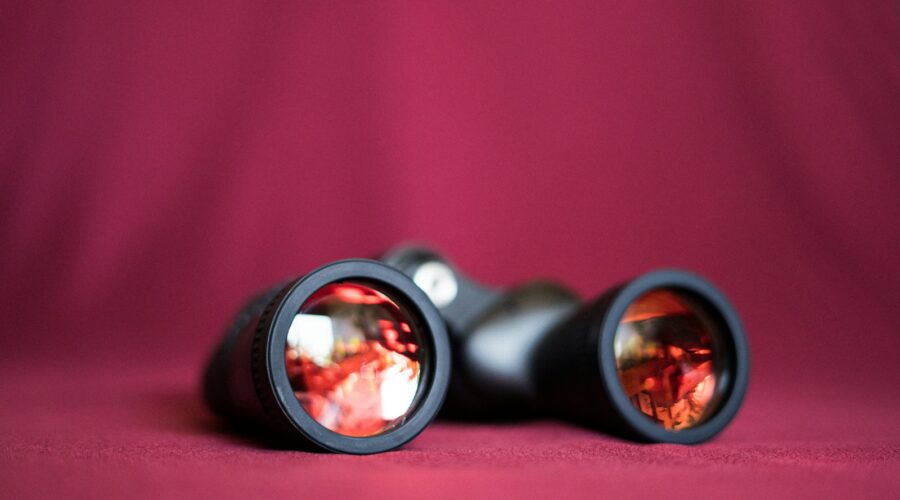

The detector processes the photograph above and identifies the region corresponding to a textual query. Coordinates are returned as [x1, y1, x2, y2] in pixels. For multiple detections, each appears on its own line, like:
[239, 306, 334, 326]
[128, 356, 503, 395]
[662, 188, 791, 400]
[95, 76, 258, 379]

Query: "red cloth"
[2, 1, 899, 497]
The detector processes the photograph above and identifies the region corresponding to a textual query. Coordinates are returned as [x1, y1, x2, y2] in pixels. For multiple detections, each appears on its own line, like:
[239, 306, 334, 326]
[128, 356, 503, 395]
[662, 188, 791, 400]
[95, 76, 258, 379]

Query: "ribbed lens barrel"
[284, 282, 428, 437]
[202, 260, 450, 454]
[613, 289, 722, 431]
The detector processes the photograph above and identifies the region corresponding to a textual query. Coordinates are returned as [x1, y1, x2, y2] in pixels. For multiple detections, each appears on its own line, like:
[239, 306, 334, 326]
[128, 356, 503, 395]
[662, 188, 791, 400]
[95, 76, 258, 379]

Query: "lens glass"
[613, 289, 725, 431]
[284, 282, 428, 437]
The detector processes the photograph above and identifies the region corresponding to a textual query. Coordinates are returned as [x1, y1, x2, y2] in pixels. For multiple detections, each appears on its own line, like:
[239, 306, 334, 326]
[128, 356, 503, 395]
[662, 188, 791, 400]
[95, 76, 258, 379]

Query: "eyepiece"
[203, 260, 450, 454]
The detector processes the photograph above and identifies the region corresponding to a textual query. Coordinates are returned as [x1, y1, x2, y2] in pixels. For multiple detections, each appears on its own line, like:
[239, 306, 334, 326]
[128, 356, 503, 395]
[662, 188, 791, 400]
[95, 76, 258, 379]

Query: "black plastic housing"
[203, 259, 451, 454]
[381, 246, 749, 444]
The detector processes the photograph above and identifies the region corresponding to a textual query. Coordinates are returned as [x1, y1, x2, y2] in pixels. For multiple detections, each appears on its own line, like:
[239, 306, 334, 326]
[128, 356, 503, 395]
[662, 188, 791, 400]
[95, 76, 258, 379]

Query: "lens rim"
[255, 259, 450, 454]
[597, 269, 750, 444]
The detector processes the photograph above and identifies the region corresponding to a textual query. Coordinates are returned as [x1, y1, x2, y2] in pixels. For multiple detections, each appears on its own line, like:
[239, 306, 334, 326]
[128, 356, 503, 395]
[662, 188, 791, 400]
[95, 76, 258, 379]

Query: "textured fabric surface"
[2, 1, 899, 498]
[2, 361, 900, 498]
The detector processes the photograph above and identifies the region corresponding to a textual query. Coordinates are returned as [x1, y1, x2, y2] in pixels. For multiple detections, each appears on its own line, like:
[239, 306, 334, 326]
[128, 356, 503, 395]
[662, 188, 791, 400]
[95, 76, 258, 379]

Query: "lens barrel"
[203, 259, 451, 454]
[533, 270, 749, 443]
[381, 247, 749, 443]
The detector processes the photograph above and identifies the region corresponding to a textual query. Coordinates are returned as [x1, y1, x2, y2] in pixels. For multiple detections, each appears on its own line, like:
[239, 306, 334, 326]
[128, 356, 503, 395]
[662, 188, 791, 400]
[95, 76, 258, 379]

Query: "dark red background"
[2, 1, 899, 497]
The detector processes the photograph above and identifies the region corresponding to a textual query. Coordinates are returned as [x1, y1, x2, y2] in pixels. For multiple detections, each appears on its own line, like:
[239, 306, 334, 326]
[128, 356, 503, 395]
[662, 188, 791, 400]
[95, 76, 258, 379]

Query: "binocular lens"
[285, 282, 428, 437]
[614, 289, 724, 431]
[204, 260, 450, 454]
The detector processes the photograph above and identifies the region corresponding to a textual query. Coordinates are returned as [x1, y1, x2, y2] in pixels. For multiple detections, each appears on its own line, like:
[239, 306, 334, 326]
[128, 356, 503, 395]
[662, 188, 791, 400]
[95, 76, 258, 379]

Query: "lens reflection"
[614, 289, 722, 431]
[284, 282, 426, 437]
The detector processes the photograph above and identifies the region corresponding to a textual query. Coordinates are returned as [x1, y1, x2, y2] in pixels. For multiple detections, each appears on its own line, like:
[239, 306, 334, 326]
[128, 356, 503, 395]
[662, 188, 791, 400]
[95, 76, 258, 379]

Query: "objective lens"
[613, 289, 724, 431]
[284, 282, 428, 437]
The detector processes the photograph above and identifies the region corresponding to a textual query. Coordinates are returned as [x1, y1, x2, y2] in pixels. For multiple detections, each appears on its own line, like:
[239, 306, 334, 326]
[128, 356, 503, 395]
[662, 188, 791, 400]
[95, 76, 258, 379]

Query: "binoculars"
[203, 245, 749, 454]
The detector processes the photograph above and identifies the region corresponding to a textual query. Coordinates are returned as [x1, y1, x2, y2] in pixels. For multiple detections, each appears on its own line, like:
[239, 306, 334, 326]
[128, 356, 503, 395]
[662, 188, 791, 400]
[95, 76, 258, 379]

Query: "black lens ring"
[252, 259, 451, 454]
[596, 269, 750, 444]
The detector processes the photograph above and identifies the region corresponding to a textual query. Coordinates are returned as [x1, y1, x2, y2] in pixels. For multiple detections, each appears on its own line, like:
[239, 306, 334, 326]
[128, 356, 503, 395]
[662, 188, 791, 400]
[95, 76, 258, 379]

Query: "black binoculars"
[204, 245, 749, 454]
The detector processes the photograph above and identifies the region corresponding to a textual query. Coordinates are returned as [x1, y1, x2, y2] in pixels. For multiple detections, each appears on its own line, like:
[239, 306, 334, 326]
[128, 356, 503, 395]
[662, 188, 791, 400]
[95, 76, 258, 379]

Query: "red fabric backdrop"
[2, 1, 899, 497]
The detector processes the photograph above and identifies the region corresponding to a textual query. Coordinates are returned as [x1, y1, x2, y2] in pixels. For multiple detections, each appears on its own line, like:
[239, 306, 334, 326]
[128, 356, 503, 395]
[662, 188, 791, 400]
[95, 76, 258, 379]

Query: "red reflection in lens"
[284, 283, 425, 437]
[614, 289, 719, 431]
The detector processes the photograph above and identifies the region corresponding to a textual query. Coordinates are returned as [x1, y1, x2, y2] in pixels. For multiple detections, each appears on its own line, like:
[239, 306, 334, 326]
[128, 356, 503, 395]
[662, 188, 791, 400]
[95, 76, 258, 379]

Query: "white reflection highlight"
[288, 314, 335, 366]
[379, 355, 419, 420]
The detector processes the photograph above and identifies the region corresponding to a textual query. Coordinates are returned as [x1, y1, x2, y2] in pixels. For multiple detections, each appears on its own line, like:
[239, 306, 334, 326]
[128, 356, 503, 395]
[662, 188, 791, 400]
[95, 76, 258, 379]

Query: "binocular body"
[204, 246, 749, 453]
